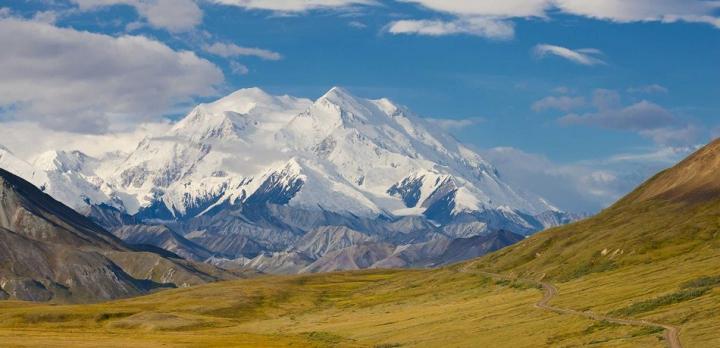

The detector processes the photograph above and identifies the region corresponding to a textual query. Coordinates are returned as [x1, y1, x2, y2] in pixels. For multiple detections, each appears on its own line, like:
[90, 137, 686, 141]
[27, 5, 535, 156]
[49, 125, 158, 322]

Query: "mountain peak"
[316, 86, 362, 108]
[172, 88, 312, 142]
[32, 150, 93, 173]
[171, 106, 241, 142]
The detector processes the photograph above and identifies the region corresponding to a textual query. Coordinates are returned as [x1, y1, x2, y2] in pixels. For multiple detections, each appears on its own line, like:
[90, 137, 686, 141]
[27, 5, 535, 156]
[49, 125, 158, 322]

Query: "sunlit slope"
[474, 139, 720, 279]
[0, 268, 661, 348]
[465, 139, 720, 347]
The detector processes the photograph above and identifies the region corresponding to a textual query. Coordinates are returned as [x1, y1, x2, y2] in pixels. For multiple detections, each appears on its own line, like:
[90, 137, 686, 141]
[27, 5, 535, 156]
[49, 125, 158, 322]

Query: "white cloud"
[203, 42, 282, 60]
[399, 1, 550, 18]
[0, 18, 223, 134]
[387, 17, 514, 39]
[71, 0, 202, 32]
[425, 116, 485, 129]
[533, 44, 606, 66]
[400, 0, 720, 27]
[627, 84, 669, 94]
[32, 11, 58, 24]
[532, 95, 585, 112]
[348, 20, 366, 29]
[212, 0, 375, 12]
[229, 61, 249, 75]
[554, 0, 720, 27]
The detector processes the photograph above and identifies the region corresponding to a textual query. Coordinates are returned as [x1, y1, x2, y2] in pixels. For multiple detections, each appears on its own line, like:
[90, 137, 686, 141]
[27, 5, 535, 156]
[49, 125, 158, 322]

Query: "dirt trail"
[462, 268, 682, 348]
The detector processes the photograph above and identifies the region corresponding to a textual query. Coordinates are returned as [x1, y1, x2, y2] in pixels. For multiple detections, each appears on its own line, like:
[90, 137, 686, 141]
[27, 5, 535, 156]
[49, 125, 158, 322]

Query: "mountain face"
[0, 169, 238, 303]
[0, 87, 580, 274]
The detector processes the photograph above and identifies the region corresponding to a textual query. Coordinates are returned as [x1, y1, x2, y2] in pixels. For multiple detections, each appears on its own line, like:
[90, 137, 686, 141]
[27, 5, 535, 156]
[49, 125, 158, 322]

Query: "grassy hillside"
[464, 139, 720, 346]
[2, 140, 719, 347]
[0, 268, 663, 347]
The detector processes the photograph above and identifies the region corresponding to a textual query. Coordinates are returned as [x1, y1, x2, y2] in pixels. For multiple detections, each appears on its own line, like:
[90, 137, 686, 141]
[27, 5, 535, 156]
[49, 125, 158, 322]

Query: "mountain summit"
[0, 87, 579, 273]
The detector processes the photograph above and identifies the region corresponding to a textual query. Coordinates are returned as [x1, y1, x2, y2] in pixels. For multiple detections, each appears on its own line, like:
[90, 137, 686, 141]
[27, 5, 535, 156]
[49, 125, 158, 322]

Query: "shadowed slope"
[0, 169, 240, 303]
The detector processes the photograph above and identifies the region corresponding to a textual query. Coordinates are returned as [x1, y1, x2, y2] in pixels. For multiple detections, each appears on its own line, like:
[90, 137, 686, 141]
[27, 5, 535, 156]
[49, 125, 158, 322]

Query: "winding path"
[461, 268, 682, 348]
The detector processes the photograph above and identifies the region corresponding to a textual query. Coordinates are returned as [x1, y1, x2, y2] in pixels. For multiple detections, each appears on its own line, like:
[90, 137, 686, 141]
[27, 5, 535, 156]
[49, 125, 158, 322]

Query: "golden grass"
[0, 268, 666, 347]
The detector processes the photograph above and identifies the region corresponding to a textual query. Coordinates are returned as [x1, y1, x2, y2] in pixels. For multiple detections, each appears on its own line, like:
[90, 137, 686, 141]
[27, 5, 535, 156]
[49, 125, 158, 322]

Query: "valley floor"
[4, 255, 715, 348]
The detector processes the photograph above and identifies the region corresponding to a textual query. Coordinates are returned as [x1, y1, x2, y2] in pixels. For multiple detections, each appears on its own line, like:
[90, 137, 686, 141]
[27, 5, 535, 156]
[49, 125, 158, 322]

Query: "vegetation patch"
[609, 287, 711, 317]
[582, 320, 621, 335]
[20, 312, 78, 324]
[560, 257, 617, 281]
[304, 331, 346, 344]
[630, 326, 664, 337]
[493, 278, 540, 290]
[94, 311, 136, 322]
[681, 275, 720, 289]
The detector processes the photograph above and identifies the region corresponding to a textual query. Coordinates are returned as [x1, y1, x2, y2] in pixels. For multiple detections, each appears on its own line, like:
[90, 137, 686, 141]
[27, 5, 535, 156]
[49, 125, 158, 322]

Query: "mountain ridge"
[0, 168, 241, 303]
[0, 87, 581, 273]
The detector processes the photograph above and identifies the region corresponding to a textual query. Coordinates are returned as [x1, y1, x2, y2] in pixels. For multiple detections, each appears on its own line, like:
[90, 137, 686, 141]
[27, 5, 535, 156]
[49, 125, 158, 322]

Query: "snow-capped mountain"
[101, 86, 555, 222]
[0, 87, 580, 273]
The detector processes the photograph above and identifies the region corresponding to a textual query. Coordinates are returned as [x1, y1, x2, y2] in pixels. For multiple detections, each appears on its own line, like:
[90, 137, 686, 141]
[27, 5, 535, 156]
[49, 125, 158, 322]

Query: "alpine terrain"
[0, 139, 717, 347]
[0, 87, 581, 273]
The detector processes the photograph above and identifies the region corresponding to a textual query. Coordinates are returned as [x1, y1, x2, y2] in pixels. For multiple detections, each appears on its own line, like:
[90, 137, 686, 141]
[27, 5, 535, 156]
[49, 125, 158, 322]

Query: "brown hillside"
[623, 138, 720, 204]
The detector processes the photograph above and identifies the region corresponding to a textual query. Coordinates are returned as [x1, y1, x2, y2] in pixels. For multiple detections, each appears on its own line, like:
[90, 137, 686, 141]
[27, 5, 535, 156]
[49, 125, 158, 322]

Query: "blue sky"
[1, 0, 719, 212]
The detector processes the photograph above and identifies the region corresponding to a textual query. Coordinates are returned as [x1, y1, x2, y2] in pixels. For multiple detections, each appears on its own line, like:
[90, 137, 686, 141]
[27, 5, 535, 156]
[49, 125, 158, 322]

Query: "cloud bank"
[0, 18, 223, 134]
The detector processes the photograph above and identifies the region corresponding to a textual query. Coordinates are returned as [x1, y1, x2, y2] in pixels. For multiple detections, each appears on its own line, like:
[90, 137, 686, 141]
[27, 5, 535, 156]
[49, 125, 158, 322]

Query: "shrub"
[610, 287, 711, 316]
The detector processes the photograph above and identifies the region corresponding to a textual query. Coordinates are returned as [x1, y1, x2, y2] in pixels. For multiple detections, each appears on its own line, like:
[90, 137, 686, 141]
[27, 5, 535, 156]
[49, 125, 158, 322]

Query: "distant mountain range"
[0, 87, 585, 274]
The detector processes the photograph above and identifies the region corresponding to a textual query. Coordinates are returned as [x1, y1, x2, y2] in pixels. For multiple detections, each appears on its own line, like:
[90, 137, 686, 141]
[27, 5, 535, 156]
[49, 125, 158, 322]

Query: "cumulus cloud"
[533, 44, 606, 66]
[211, 0, 375, 12]
[425, 116, 485, 130]
[0, 18, 223, 134]
[532, 96, 585, 112]
[71, 0, 202, 32]
[387, 17, 514, 39]
[203, 42, 282, 60]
